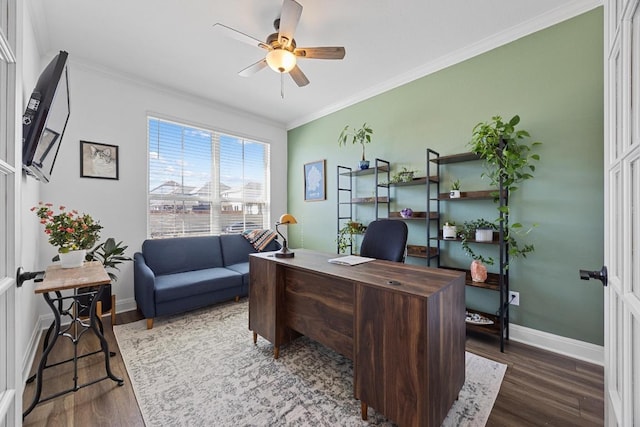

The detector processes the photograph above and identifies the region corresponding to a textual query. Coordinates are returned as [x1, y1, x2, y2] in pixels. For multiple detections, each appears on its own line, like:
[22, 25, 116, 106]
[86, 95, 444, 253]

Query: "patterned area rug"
[114, 300, 506, 427]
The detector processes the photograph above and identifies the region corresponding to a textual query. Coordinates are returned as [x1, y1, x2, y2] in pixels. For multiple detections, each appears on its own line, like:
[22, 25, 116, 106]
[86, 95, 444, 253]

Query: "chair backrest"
[359, 219, 408, 262]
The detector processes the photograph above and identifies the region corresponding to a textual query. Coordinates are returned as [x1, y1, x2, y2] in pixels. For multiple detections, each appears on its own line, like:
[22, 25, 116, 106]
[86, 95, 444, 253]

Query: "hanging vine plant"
[458, 219, 496, 265]
[468, 114, 541, 261]
[336, 221, 367, 254]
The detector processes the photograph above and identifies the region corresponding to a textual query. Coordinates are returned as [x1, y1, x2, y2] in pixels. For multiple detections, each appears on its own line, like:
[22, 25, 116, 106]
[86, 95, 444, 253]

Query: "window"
[148, 117, 271, 238]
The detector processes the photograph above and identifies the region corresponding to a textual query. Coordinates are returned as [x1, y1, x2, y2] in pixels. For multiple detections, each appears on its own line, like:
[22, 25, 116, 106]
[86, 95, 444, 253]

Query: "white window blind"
[148, 117, 271, 238]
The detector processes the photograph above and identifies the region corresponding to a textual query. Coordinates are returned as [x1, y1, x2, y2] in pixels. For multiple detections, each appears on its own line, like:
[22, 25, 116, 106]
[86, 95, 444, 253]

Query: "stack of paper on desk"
[327, 255, 376, 266]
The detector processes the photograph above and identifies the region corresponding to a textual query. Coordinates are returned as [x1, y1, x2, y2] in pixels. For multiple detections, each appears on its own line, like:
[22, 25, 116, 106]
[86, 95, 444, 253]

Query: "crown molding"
[286, 0, 603, 130]
[66, 57, 285, 129]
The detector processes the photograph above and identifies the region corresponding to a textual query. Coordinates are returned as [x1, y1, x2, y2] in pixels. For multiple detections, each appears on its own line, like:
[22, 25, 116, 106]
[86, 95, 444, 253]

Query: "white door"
[603, 0, 640, 425]
[0, 0, 19, 425]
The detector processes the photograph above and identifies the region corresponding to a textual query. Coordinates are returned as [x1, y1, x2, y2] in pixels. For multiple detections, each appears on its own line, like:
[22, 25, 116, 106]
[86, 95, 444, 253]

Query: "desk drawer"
[284, 268, 354, 360]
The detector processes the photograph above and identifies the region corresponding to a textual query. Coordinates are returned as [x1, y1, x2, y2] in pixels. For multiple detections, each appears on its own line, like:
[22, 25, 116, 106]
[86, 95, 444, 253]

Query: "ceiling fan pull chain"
[282, 73, 286, 99]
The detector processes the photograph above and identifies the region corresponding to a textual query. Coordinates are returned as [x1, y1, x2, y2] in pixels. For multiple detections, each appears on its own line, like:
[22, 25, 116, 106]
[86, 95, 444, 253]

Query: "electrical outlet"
[509, 291, 520, 306]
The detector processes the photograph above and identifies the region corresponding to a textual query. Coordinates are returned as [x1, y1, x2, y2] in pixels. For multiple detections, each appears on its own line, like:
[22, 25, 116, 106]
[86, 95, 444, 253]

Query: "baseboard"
[115, 297, 137, 315]
[22, 296, 139, 383]
[21, 313, 48, 383]
[509, 323, 604, 366]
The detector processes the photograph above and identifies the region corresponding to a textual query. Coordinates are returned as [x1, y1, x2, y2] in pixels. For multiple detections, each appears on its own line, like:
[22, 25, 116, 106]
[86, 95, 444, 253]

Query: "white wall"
[34, 61, 288, 313]
[17, 3, 287, 381]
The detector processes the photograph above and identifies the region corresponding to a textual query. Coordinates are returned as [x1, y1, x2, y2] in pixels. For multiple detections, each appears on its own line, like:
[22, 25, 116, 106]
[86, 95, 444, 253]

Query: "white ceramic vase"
[475, 228, 493, 242]
[443, 224, 457, 239]
[59, 249, 86, 269]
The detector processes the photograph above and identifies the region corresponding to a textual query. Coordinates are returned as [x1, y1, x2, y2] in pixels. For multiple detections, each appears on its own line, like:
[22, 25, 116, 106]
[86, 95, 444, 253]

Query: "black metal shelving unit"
[426, 148, 510, 352]
[336, 159, 390, 255]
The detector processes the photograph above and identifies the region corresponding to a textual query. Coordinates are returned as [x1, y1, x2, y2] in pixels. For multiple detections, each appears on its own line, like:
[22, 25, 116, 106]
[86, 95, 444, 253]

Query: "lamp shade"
[266, 49, 296, 73]
[278, 213, 297, 225]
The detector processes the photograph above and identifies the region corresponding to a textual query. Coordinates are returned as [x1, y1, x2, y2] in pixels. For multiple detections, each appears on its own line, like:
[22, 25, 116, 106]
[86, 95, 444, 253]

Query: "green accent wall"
[287, 9, 604, 345]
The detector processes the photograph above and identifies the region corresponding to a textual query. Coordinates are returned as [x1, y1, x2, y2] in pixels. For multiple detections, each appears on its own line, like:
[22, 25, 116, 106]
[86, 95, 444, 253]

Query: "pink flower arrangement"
[32, 202, 103, 252]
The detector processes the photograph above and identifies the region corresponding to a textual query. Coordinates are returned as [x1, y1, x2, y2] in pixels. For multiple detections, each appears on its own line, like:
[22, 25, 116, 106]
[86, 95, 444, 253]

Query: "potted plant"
[32, 202, 103, 268]
[450, 179, 461, 198]
[77, 238, 133, 323]
[337, 221, 367, 253]
[458, 219, 497, 260]
[468, 114, 541, 261]
[458, 219, 497, 282]
[390, 167, 417, 183]
[338, 123, 373, 170]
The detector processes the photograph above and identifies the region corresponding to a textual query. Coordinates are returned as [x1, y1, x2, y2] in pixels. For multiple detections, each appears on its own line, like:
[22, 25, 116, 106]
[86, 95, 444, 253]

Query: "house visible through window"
[148, 117, 271, 238]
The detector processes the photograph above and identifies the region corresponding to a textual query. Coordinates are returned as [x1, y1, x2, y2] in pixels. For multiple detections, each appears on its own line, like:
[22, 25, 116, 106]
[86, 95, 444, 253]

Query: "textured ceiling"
[27, 0, 600, 129]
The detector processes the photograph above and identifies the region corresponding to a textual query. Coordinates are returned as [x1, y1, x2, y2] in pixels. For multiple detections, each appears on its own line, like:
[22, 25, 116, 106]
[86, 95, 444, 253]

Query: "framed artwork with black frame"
[304, 159, 326, 201]
[80, 140, 119, 180]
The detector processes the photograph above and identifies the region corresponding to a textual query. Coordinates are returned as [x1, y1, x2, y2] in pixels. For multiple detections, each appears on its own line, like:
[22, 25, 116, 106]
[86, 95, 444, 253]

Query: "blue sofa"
[134, 234, 279, 329]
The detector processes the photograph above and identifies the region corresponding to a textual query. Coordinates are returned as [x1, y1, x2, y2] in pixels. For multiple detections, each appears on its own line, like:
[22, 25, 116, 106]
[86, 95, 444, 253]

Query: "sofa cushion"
[142, 236, 224, 275]
[154, 267, 242, 303]
[225, 262, 249, 284]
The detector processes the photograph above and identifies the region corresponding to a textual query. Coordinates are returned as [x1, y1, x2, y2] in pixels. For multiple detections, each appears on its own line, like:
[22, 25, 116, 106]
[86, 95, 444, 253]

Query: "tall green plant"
[468, 114, 541, 262]
[338, 123, 373, 161]
[469, 115, 541, 193]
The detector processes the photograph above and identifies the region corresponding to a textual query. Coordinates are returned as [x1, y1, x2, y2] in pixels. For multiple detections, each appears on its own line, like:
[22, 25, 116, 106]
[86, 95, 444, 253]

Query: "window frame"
[147, 116, 272, 238]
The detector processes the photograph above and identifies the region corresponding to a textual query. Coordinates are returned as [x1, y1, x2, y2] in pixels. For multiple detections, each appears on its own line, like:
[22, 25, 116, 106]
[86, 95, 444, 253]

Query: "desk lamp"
[275, 213, 297, 258]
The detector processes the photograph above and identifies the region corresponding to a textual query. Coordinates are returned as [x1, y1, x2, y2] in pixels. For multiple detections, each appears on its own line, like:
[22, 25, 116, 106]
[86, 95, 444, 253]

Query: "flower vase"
[470, 260, 487, 283]
[59, 249, 86, 269]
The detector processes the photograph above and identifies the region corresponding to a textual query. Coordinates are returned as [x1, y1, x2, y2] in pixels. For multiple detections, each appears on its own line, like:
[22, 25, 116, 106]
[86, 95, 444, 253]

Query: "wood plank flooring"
[22, 310, 604, 427]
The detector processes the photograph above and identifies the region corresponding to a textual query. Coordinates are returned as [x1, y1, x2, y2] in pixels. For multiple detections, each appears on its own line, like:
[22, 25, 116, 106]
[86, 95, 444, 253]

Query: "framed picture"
[80, 141, 119, 180]
[304, 159, 326, 201]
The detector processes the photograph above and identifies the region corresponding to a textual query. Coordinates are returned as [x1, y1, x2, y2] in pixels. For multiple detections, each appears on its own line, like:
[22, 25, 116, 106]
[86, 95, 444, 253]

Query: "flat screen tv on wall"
[22, 50, 70, 182]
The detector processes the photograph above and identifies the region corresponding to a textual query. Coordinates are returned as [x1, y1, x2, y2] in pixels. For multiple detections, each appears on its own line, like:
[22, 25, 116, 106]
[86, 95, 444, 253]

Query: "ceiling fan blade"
[289, 65, 309, 87]
[294, 46, 346, 60]
[213, 23, 270, 50]
[278, 0, 303, 48]
[238, 59, 268, 77]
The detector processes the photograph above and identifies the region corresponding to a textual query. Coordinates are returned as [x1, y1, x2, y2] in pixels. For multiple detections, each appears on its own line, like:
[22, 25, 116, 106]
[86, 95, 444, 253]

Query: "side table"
[23, 261, 124, 419]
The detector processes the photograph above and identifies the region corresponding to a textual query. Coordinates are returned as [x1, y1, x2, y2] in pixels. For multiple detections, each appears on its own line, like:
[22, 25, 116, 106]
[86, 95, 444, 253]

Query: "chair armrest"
[134, 252, 156, 318]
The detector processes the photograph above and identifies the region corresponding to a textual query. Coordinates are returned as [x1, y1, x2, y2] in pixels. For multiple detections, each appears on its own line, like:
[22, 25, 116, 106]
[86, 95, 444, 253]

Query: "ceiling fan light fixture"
[266, 49, 296, 73]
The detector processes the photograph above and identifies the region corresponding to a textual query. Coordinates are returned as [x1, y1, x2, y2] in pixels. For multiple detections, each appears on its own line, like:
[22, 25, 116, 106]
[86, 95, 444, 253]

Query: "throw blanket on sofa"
[243, 229, 277, 251]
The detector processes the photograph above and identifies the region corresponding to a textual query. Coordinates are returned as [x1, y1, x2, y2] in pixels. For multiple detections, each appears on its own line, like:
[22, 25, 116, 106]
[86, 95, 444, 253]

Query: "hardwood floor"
[23, 312, 603, 427]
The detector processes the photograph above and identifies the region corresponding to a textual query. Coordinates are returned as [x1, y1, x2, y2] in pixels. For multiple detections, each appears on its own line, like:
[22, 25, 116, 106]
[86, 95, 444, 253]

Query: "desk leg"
[274, 346, 279, 359]
[361, 402, 368, 420]
[90, 285, 124, 385]
[23, 293, 62, 419]
[253, 331, 257, 345]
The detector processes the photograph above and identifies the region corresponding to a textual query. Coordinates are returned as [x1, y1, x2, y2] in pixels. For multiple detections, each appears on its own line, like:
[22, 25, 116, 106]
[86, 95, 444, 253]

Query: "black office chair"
[359, 219, 408, 262]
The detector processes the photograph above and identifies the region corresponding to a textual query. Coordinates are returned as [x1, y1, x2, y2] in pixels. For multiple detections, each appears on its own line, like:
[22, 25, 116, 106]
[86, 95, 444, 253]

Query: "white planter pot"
[475, 229, 493, 242]
[449, 190, 461, 198]
[59, 249, 86, 269]
[443, 225, 457, 239]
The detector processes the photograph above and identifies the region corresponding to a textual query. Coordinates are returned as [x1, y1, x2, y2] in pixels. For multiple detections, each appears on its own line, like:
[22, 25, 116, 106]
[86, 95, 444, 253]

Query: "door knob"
[579, 265, 608, 287]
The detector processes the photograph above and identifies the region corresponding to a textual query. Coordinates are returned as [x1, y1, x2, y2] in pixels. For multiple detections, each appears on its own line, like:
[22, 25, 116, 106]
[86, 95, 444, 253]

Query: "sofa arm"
[134, 252, 156, 318]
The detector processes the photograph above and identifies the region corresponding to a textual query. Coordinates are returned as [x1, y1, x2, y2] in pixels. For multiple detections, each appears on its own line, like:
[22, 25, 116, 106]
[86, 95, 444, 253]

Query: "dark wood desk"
[23, 261, 124, 419]
[249, 249, 465, 427]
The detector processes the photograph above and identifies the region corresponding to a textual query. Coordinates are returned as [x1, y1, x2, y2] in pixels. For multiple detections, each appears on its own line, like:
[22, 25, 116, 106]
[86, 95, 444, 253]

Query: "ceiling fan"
[213, 0, 346, 89]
